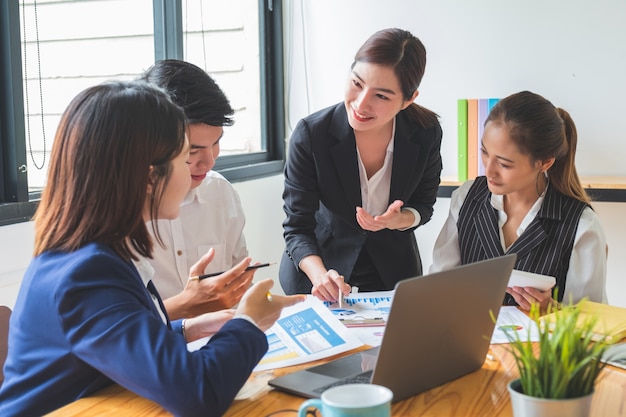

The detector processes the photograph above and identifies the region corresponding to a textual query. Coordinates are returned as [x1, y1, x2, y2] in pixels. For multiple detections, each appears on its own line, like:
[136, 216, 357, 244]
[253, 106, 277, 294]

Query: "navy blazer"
[280, 103, 442, 293]
[0, 243, 267, 417]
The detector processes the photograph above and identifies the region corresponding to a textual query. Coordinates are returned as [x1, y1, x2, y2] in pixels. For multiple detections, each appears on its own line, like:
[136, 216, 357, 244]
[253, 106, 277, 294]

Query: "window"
[0, 0, 285, 225]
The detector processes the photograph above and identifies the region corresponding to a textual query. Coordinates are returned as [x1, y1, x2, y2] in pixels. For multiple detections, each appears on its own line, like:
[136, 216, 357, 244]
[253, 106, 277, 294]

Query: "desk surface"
[45, 344, 626, 417]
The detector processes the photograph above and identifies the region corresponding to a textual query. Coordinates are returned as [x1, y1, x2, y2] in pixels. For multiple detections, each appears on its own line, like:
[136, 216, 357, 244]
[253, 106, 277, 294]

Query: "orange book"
[466, 99, 479, 180]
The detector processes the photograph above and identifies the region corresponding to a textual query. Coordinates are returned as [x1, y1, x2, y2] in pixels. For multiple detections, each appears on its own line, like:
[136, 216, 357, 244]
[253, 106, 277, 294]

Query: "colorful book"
[477, 98, 490, 176]
[466, 99, 478, 180]
[457, 99, 468, 182]
[488, 98, 499, 111]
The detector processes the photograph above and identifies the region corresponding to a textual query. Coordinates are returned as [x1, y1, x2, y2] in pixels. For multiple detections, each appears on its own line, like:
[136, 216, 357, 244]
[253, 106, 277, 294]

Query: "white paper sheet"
[324, 290, 394, 328]
[253, 295, 364, 371]
[490, 306, 540, 344]
[508, 270, 556, 291]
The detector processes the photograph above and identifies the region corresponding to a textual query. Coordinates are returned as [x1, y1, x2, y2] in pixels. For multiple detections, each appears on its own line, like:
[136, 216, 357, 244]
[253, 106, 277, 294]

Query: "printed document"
[253, 295, 364, 371]
[490, 306, 540, 344]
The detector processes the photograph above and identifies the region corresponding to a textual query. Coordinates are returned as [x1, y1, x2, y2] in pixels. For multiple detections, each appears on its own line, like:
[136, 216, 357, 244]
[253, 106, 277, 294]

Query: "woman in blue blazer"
[280, 28, 443, 302]
[0, 81, 303, 417]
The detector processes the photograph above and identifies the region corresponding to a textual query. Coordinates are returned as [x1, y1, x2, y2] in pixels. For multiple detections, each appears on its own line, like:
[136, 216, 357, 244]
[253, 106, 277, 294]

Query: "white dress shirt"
[147, 170, 248, 299]
[430, 180, 607, 303]
[133, 257, 168, 324]
[356, 119, 420, 228]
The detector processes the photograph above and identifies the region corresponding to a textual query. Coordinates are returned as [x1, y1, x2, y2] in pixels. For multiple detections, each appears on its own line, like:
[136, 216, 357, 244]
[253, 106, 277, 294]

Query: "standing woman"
[0, 81, 303, 417]
[280, 28, 443, 301]
[431, 91, 607, 312]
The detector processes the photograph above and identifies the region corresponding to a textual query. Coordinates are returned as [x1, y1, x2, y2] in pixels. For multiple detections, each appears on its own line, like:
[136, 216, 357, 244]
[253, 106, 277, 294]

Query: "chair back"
[0, 305, 11, 387]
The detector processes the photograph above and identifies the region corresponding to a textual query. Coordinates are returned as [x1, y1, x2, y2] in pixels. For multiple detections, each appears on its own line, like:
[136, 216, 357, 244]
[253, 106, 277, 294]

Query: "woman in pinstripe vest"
[431, 91, 607, 313]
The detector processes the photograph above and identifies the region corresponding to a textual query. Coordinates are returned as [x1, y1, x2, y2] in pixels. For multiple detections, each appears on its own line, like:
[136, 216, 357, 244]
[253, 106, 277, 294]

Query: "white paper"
[322, 291, 394, 347]
[508, 269, 556, 291]
[490, 306, 540, 344]
[253, 295, 364, 371]
[324, 290, 394, 327]
[346, 326, 386, 347]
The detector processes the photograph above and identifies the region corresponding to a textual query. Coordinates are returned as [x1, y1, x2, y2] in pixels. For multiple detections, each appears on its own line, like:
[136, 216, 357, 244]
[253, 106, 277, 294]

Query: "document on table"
[490, 306, 540, 344]
[322, 290, 394, 347]
[253, 295, 364, 371]
[324, 290, 394, 327]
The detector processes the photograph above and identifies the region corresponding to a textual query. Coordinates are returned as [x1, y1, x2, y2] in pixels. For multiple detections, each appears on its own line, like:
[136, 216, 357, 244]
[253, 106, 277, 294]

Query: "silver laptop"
[268, 254, 517, 402]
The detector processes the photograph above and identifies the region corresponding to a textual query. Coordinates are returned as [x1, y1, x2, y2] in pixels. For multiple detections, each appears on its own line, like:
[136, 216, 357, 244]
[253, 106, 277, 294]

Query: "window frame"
[0, 0, 285, 226]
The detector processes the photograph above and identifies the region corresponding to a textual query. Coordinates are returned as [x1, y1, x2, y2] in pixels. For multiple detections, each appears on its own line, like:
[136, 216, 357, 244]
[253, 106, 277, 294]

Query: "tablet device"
[508, 269, 555, 291]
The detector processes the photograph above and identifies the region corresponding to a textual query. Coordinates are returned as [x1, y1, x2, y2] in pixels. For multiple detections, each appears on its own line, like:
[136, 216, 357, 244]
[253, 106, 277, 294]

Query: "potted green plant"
[500, 300, 610, 417]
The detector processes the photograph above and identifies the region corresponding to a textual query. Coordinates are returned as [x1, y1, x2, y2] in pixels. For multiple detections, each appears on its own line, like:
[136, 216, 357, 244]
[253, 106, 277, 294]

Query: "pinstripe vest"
[458, 176, 588, 303]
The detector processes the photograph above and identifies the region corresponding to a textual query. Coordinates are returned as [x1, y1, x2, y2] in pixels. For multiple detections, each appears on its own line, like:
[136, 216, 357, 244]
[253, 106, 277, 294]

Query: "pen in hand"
[189, 262, 276, 281]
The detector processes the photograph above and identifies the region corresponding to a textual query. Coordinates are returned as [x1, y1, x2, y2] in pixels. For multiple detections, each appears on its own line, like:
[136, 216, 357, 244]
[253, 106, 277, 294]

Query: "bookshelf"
[437, 176, 626, 202]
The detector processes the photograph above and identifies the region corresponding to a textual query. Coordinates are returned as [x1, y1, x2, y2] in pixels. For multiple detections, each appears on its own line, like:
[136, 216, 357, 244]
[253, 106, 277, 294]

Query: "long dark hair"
[34, 81, 187, 261]
[352, 28, 438, 128]
[486, 91, 589, 204]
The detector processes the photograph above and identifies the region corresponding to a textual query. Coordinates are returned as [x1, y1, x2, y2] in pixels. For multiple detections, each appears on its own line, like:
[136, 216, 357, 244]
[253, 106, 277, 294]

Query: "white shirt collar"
[134, 256, 155, 287]
[182, 186, 200, 206]
[490, 184, 547, 245]
[134, 257, 168, 324]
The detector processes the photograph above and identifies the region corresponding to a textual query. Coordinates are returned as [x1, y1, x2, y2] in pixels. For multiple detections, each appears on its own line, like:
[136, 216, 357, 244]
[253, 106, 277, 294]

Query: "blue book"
[488, 98, 500, 112]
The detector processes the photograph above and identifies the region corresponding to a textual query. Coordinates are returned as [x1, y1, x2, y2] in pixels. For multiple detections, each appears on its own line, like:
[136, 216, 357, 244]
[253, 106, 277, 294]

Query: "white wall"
[284, 0, 626, 178]
[283, 0, 626, 306]
[0, 222, 34, 308]
[231, 175, 287, 294]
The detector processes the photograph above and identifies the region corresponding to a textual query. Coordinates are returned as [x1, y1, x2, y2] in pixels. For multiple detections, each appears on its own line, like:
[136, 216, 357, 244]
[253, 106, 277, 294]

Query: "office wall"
[284, 0, 626, 178]
[283, 0, 626, 306]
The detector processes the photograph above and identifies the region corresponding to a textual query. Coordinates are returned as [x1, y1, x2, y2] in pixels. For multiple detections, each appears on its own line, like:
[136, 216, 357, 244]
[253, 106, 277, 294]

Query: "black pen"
[188, 262, 276, 281]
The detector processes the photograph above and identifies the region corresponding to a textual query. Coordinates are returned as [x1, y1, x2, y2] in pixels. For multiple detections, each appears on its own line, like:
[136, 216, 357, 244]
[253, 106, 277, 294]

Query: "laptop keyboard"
[312, 370, 374, 394]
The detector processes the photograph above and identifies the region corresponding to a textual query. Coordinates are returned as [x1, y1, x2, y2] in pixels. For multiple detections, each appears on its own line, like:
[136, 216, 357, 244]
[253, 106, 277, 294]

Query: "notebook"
[268, 254, 517, 402]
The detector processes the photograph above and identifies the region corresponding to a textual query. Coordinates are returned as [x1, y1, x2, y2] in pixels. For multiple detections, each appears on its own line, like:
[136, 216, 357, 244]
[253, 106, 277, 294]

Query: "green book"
[457, 99, 468, 182]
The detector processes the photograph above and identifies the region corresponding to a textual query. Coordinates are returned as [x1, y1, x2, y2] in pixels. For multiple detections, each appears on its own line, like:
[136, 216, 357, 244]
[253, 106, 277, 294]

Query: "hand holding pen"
[164, 249, 257, 319]
[189, 262, 276, 280]
[312, 269, 351, 305]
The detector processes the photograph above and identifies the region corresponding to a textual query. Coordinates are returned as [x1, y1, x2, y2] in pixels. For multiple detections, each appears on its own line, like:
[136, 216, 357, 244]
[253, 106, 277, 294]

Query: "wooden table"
[46, 344, 626, 417]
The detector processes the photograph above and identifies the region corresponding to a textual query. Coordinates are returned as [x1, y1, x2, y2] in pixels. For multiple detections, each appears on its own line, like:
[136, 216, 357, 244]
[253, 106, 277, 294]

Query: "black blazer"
[280, 103, 443, 294]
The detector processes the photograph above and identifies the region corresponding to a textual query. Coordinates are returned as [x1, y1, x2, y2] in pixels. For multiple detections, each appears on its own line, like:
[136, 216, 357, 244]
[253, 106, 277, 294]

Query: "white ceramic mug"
[298, 384, 393, 417]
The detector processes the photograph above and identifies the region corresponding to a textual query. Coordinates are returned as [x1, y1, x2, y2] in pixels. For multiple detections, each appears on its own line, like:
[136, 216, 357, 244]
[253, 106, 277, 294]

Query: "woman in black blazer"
[280, 28, 443, 301]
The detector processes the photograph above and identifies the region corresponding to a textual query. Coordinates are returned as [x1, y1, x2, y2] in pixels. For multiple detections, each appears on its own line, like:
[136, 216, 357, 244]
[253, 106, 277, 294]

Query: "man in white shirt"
[142, 60, 254, 320]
